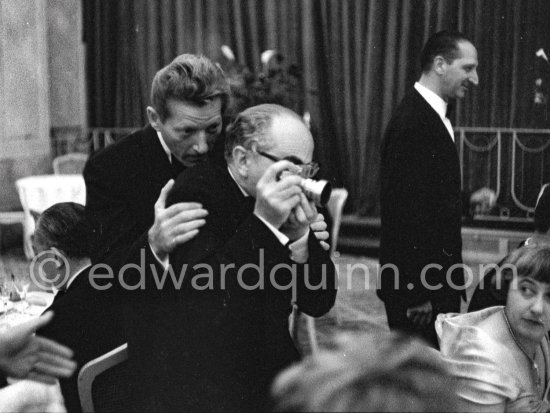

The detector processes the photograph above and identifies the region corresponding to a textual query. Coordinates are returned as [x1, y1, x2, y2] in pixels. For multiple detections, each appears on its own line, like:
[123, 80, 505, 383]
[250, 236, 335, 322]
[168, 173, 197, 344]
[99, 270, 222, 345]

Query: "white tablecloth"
[0, 292, 54, 332]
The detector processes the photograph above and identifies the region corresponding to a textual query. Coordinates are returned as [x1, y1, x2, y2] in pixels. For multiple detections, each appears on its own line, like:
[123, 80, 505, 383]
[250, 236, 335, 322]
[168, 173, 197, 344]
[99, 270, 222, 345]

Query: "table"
[0, 291, 54, 332]
[15, 175, 86, 259]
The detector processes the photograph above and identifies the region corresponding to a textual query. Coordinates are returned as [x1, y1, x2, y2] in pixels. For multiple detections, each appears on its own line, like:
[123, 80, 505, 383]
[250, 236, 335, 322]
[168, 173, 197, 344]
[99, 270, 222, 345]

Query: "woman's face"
[506, 275, 550, 345]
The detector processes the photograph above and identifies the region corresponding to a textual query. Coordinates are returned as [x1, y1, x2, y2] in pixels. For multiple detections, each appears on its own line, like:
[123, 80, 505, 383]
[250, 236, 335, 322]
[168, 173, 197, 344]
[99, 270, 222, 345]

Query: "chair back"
[78, 343, 129, 413]
[15, 175, 86, 258]
[52, 153, 88, 175]
[326, 188, 349, 255]
[289, 188, 348, 354]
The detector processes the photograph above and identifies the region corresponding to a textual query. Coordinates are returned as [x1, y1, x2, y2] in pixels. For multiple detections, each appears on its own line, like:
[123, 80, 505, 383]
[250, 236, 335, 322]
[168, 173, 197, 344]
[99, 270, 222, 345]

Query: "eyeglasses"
[256, 150, 320, 178]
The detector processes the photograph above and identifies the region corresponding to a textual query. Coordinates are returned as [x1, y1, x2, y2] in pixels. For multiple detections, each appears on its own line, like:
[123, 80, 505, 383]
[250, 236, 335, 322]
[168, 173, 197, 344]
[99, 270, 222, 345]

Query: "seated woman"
[437, 245, 550, 412]
[468, 183, 550, 312]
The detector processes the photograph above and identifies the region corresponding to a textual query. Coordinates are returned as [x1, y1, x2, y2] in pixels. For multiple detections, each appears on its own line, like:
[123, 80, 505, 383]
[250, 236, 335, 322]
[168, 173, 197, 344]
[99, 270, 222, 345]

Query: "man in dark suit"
[83, 55, 231, 408]
[84, 54, 230, 271]
[32, 202, 125, 412]
[153, 104, 337, 411]
[378, 31, 479, 347]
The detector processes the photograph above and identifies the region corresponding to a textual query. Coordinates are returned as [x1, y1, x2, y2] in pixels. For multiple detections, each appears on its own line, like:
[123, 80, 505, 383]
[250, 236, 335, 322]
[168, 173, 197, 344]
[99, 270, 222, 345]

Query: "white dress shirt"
[414, 82, 455, 141]
[149, 131, 176, 267]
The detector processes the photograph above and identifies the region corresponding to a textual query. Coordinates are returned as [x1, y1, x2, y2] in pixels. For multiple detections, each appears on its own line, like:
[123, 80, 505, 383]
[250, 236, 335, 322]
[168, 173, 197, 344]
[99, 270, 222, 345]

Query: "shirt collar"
[414, 82, 448, 120]
[227, 166, 251, 197]
[156, 131, 172, 162]
[65, 264, 91, 290]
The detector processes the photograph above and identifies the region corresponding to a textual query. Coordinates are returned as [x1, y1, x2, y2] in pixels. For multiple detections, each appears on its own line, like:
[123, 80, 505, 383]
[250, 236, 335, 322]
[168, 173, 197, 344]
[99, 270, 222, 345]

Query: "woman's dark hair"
[33, 202, 91, 259]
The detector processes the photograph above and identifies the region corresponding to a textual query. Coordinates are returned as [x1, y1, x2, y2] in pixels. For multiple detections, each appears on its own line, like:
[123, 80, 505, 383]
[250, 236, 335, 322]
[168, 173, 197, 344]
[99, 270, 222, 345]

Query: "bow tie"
[171, 156, 185, 177]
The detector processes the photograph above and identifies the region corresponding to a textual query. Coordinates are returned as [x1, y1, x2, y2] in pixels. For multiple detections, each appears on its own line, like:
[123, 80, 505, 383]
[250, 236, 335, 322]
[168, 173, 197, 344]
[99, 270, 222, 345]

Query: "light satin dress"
[436, 307, 550, 412]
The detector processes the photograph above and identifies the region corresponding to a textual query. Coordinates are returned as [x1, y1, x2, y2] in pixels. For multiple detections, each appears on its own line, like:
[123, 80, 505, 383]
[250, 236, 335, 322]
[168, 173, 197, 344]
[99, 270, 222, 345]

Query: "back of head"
[151, 54, 230, 121]
[224, 103, 305, 160]
[271, 332, 460, 412]
[420, 30, 472, 73]
[33, 202, 90, 259]
[535, 184, 550, 233]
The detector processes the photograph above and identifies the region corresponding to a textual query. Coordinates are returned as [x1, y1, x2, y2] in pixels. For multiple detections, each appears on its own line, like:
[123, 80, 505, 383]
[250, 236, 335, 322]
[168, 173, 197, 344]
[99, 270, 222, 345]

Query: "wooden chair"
[78, 343, 129, 413]
[52, 153, 88, 175]
[326, 188, 349, 256]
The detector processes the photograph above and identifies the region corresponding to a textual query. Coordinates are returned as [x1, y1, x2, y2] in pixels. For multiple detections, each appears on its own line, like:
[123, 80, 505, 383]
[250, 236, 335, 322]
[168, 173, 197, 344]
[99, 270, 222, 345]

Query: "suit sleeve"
[383, 124, 440, 250]
[84, 153, 149, 271]
[382, 121, 460, 305]
[167, 177, 336, 318]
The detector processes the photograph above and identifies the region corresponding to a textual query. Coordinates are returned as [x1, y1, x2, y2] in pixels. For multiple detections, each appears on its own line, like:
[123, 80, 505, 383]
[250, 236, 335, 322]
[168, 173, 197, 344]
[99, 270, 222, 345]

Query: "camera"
[279, 169, 332, 207]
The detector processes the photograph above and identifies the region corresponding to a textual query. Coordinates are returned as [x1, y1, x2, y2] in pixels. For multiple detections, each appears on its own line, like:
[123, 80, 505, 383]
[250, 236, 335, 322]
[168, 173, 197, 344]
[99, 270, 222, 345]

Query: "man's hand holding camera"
[254, 161, 304, 229]
[254, 161, 330, 250]
[280, 192, 318, 241]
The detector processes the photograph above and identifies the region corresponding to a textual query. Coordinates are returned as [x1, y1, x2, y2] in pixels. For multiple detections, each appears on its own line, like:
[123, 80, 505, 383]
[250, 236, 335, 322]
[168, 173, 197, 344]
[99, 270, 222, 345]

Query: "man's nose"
[193, 132, 209, 154]
[469, 69, 479, 86]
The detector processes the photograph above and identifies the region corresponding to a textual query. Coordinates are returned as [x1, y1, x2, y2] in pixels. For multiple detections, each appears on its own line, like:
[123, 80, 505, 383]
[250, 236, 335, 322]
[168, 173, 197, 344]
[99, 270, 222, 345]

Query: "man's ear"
[50, 247, 66, 269]
[232, 146, 250, 178]
[433, 55, 447, 75]
[146, 106, 161, 131]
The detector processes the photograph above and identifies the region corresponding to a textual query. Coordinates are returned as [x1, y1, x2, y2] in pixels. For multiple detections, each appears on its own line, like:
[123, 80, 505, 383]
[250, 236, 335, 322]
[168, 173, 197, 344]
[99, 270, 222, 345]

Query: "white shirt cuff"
[288, 230, 310, 263]
[149, 243, 169, 269]
[254, 214, 290, 246]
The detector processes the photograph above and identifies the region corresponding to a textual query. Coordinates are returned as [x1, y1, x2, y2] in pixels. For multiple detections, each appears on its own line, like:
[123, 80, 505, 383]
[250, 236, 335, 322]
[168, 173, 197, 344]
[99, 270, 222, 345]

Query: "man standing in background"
[378, 31, 479, 346]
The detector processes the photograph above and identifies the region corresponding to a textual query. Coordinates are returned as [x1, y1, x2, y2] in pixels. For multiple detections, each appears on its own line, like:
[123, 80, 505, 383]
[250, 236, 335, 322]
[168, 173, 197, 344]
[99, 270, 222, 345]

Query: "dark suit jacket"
[38, 266, 125, 413]
[84, 125, 182, 410]
[378, 89, 465, 307]
[84, 124, 175, 271]
[133, 160, 336, 412]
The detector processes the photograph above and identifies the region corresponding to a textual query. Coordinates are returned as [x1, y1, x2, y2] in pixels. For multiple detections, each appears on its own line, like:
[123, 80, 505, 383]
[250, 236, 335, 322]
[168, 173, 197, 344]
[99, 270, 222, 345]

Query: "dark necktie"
[446, 102, 455, 119]
[171, 156, 185, 178]
[244, 196, 255, 213]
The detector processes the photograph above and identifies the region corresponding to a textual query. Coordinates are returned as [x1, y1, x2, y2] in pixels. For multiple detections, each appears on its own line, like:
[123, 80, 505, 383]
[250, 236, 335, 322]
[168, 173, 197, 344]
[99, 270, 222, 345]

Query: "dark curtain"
[83, 0, 550, 215]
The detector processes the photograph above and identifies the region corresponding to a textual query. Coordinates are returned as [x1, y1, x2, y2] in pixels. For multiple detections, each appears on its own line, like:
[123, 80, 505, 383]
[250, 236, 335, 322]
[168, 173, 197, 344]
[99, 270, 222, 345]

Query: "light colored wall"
[0, 0, 84, 211]
[48, 0, 85, 129]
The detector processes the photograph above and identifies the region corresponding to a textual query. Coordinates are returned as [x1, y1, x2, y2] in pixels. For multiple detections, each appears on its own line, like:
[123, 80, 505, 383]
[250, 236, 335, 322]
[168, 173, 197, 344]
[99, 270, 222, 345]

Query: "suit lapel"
[219, 165, 255, 220]
[410, 89, 456, 147]
[139, 125, 175, 205]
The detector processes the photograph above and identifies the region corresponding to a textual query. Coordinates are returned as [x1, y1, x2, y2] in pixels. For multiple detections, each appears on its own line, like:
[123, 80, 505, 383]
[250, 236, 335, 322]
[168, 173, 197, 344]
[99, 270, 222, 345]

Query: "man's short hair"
[33, 202, 91, 259]
[535, 184, 550, 233]
[271, 332, 461, 412]
[151, 54, 230, 121]
[224, 103, 304, 160]
[420, 30, 472, 73]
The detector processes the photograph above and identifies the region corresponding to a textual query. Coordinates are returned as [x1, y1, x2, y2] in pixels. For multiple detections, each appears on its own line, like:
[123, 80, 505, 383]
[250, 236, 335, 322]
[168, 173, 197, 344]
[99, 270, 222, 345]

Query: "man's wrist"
[253, 213, 290, 246]
[282, 226, 308, 242]
[147, 229, 168, 265]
